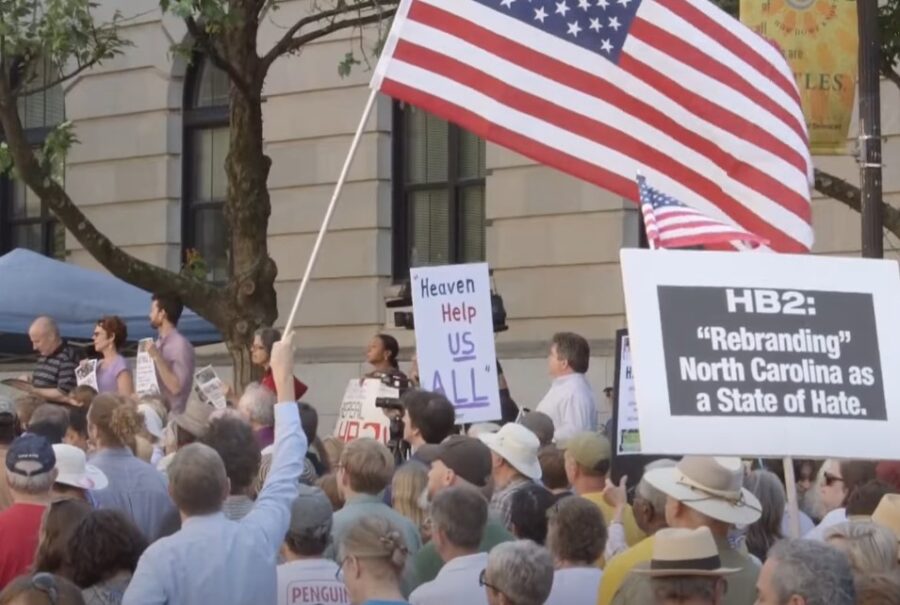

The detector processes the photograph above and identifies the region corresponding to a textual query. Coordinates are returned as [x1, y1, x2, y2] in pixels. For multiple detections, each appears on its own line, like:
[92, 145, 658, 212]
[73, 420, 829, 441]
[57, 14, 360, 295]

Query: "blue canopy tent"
[0, 248, 221, 358]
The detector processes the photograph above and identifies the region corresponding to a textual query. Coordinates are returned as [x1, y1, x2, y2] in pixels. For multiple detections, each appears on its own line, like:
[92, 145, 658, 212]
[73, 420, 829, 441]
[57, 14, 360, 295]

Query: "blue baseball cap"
[6, 434, 56, 477]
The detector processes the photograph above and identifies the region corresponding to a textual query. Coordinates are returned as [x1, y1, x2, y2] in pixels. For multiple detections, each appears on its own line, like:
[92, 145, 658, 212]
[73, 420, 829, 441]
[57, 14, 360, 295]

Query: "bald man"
[25, 316, 78, 405]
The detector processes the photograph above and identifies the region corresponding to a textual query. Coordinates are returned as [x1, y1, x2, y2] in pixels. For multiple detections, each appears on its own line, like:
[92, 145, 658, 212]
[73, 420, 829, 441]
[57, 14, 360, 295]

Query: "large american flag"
[372, 0, 813, 253]
[638, 174, 767, 249]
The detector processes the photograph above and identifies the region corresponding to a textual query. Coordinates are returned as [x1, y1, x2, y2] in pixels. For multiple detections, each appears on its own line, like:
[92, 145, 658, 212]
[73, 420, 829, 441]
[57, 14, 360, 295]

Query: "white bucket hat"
[138, 403, 165, 440]
[52, 444, 108, 490]
[478, 423, 542, 481]
[644, 456, 762, 526]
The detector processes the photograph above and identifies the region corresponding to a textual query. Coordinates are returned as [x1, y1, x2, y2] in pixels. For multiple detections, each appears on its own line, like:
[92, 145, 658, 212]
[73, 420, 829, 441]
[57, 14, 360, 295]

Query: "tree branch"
[184, 16, 258, 101]
[814, 168, 900, 239]
[16, 60, 99, 97]
[262, 0, 379, 68]
[0, 72, 225, 325]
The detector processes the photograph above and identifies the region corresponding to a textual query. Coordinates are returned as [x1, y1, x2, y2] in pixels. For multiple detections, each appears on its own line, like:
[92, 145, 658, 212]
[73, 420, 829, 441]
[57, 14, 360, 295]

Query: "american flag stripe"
[635, 2, 805, 138]
[390, 37, 810, 240]
[373, 0, 813, 252]
[400, 3, 809, 216]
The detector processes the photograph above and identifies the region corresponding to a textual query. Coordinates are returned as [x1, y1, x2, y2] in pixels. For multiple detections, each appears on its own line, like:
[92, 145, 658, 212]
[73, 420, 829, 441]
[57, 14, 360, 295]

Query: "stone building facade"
[1, 0, 898, 430]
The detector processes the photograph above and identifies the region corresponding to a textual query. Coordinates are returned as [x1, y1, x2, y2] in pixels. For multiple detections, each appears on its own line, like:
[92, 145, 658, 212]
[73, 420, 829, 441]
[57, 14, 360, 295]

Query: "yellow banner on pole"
[740, 0, 858, 156]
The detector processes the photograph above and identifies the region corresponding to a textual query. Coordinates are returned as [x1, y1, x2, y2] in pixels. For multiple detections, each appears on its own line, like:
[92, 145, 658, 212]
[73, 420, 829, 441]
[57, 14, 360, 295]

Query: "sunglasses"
[30, 573, 59, 605]
[823, 472, 844, 487]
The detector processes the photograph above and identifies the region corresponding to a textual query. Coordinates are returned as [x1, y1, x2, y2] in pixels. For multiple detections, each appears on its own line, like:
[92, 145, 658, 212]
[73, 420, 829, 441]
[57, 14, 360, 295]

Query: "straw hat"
[644, 456, 762, 525]
[633, 527, 740, 577]
[52, 444, 108, 490]
[173, 396, 212, 438]
[872, 494, 900, 547]
[479, 423, 542, 481]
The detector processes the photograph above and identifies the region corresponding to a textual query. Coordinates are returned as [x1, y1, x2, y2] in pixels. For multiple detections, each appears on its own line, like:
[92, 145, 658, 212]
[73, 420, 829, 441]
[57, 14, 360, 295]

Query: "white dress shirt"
[123, 402, 306, 605]
[544, 567, 603, 605]
[536, 373, 598, 441]
[409, 552, 489, 605]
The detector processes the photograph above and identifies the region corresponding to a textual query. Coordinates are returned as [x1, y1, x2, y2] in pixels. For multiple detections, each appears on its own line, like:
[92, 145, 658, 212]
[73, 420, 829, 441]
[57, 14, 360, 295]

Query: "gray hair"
[239, 382, 276, 427]
[636, 458, 678, 513]
[285, 523, 332, 557]
[6, 468, 57, 495]
[168, 443, 228, 516]
[550, 332, 590, 373]
[825, 521, 898, 574]
[768, 539, 856, 605]
[31, 316, 60, 339]
[485, 540, 554, 605]
[430, 485, 488, 550]
[651, 576, 725, 602]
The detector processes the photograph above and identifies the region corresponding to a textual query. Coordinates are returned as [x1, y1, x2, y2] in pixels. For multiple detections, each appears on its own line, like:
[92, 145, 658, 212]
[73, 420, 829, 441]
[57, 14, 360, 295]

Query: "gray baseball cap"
[289, 485, 333, 532]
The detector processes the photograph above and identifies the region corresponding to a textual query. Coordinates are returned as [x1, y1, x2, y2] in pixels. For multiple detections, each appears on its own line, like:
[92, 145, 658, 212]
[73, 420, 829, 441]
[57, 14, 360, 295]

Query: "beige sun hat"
[644, 456, 762, 526]
[53, 443, 108, 490]
[633, 527, 740, 577]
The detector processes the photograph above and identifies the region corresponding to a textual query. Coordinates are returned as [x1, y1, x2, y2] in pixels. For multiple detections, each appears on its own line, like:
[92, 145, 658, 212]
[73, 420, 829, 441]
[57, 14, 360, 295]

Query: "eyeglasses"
[823, 472, 844, 487]
[478, 569, 502, 593]
[30, 573, 59, 605]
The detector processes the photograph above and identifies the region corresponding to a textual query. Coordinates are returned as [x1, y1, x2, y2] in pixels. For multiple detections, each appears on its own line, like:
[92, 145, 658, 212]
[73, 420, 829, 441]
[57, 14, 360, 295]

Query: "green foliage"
[159, 0, 235, 33]
[338, 51, 361, 78]
[40, 121, 78, 181]
[181, 248, 211, 281]
[880, 0, 900, 79]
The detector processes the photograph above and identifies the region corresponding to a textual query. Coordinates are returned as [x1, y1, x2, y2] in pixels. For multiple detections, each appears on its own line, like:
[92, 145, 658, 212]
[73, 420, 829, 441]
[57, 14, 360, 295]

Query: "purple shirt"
[156, 328, 195, 414]
[96, 355, 129, 394]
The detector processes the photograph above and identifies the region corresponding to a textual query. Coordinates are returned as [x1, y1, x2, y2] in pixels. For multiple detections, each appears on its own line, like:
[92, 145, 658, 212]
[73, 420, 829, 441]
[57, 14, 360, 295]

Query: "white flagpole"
[283, 88, 379, 333]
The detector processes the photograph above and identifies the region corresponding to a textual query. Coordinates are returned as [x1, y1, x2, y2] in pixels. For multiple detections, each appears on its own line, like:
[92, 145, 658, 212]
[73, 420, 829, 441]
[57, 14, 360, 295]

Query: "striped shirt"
[32, 342, 78, 394]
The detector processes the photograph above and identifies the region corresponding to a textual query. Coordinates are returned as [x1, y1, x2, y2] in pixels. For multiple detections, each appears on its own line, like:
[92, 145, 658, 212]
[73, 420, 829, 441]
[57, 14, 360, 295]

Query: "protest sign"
[75, 359, 99, 391]
[193, 366, 227, 409]
[333, 379, 397, 443]
[612, 332, 641, 456]
[411, 262, 502, 424]
[135, 338, 160, 396]
[620, 249, 900, 460]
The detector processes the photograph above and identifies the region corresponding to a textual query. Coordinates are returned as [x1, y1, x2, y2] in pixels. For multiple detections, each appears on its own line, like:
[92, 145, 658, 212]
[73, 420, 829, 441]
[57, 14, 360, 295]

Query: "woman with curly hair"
[87, 394, 175, 542]
[67, 510, 147, 605]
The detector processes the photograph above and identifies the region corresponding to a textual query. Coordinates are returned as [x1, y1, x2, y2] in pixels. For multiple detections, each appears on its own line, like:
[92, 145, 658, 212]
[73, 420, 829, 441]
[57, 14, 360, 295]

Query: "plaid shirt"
[489, 477, 533, 531]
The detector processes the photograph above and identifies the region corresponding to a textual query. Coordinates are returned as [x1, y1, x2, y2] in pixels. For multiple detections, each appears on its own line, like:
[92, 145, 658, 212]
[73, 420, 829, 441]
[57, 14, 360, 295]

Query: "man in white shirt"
[535, 332, 598, 442]
[278, 485, 350, 605]
[409, 485, 490, 605]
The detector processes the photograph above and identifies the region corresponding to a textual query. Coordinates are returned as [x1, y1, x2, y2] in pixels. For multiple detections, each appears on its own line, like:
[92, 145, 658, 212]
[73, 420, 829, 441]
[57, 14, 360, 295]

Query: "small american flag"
[372, 0, 813, 252]
[638, 174, 767, 250]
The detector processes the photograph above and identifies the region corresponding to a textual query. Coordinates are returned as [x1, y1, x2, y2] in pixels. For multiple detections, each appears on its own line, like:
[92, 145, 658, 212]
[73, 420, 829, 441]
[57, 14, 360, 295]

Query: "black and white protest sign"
[621, 250, 900, 459]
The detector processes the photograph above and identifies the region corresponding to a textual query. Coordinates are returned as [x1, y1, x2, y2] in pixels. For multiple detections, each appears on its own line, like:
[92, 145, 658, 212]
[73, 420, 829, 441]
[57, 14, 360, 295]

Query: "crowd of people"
[0, 295, 898, 605]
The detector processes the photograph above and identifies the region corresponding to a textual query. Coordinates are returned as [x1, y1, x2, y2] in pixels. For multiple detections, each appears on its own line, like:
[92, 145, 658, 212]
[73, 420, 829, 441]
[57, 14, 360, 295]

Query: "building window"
[392, 102, 486, 280]
[183, 56, 230, 282]
[0, 58, 65, 258]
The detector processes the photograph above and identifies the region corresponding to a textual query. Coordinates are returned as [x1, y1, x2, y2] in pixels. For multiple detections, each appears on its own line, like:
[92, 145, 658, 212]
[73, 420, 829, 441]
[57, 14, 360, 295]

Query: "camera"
[373, 373, 412, 464]
[387, 275, 508, 333]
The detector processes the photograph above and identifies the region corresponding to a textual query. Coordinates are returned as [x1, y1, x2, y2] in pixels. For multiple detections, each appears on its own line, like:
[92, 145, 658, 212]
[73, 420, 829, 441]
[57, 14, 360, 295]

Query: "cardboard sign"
[332, 379, 398, 444]
[411, 262, 502, 424]
[620, 249, 900, 460]
[135, 338, 160, 396]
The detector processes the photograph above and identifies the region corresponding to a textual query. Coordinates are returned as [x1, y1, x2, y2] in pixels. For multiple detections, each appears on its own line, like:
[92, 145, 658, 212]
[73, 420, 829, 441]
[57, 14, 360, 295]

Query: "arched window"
[392, 102, 486, 280]
[183, 56, 230, 282]
[0, 57, 65, 258]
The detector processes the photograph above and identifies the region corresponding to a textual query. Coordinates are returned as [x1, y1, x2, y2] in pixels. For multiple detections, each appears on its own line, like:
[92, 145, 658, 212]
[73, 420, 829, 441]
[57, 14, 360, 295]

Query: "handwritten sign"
[614, 334, 641, 455]
[333, 379, 396, 443]
[411, 262, 501, 424]
[621, 249, 900, 460]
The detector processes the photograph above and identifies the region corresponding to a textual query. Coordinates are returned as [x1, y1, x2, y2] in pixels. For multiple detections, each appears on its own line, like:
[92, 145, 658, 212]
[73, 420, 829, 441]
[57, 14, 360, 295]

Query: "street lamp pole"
[857, 0, 883, 259]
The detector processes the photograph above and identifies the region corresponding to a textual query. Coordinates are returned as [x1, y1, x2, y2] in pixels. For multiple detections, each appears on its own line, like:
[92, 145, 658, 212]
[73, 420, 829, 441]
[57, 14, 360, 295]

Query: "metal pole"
[858, 0, 883, 259]
[283, 89, 379, 332]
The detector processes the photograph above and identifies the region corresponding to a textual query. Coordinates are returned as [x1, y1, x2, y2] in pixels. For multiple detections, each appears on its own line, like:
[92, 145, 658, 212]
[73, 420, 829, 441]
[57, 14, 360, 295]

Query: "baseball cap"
[289, 485, 333, 532]
[0, 396, 15, 419]
[561, 432, 611, 472]
[434, 435, 493, 488]
[6, 434, 56, 477]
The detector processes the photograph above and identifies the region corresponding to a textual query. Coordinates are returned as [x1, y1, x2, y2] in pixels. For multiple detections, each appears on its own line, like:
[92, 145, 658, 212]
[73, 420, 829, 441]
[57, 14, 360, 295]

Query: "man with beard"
[408, 436, 513, 592]
[146, 293, 195, 414]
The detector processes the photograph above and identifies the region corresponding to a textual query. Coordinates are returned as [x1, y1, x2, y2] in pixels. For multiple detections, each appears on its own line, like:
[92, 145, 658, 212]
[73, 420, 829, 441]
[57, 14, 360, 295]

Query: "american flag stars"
[484, 0, 641, 61]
